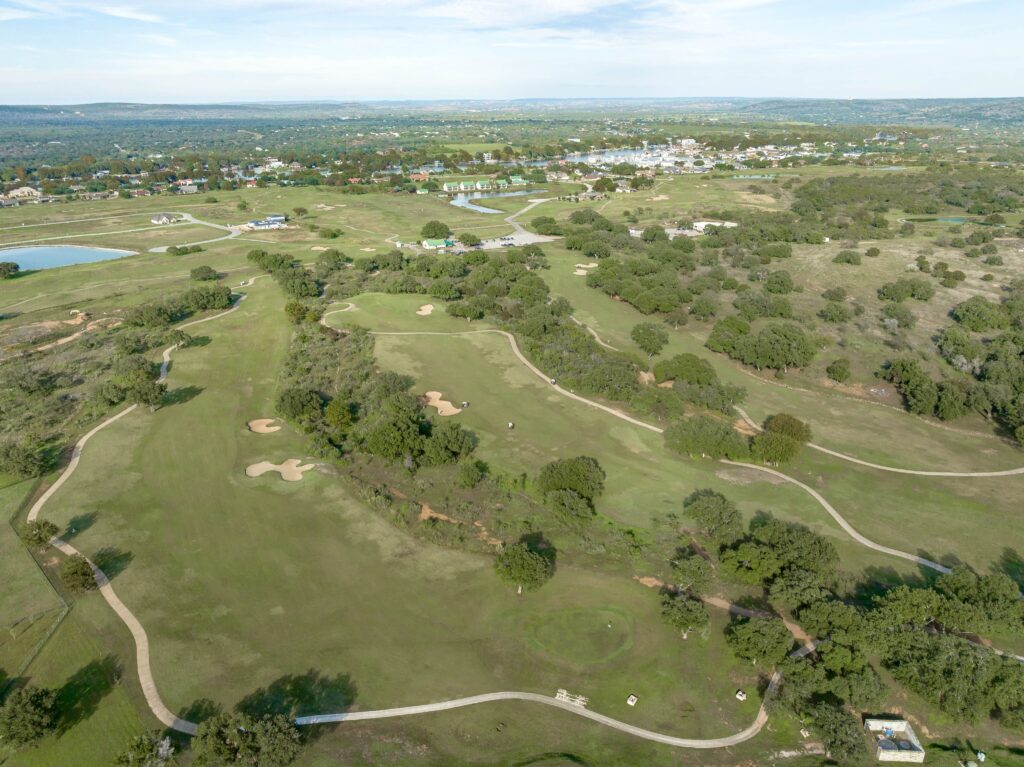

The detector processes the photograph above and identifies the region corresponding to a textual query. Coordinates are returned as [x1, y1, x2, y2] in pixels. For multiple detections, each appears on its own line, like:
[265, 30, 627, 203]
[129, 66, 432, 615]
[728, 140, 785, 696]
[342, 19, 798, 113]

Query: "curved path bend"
[28, 291, 253, 735]
[364, 328, 965, 576]
[735, 408, 1024, 478]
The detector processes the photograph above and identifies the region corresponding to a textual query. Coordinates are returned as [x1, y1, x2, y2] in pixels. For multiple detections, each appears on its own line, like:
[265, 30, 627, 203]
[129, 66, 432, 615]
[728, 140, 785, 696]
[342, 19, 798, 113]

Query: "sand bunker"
[648, 194, 669, 202]
[311, 246, 328, 251]
[247, 418, 281, 434]
[315, 203, 335, 210]
[573, 262, 599, 276]
[424, 391, 461, 416]
[416, 304, 435, 316]
[573, 269, 589, 276]
[245, 459, 313, 481]
[359, 247, 376, 252]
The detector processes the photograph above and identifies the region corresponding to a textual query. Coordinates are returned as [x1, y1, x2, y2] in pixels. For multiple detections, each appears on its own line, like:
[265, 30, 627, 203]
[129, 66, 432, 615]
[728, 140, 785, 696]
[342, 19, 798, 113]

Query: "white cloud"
[94, 4, 162, 22]
[0, 6, 42, 20]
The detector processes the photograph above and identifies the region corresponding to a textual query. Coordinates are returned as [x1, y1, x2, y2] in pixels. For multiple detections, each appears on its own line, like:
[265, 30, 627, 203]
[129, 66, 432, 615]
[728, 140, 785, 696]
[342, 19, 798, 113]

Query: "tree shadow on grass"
[92, 547, 133, 580]
[178, 697, 222, 725]
[997, 548, 1024, 588]
[235, 669, 357, 743]
[512, 753, 591, 766]
[54, 655, 120, 735]
[184, 335, 211, 348]
[62, 511, 98, 543]
[163, 385, 204, 407]
[848, 565, 932, 604]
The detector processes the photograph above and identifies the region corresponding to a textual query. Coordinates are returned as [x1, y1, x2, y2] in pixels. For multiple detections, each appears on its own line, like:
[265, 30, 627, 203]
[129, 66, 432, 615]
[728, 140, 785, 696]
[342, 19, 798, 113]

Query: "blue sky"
[0, 0, 1021, 103]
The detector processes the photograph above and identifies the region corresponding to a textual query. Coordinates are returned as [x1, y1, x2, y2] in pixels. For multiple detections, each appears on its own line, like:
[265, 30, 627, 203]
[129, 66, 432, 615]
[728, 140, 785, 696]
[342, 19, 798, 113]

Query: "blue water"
[449, 189, 545, 214]
[0, 245, 135, 271]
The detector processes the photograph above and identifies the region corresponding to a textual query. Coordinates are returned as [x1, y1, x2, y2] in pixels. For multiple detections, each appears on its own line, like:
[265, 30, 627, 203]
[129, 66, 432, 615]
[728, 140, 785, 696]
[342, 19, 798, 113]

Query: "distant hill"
[2, 98, 1024, 127]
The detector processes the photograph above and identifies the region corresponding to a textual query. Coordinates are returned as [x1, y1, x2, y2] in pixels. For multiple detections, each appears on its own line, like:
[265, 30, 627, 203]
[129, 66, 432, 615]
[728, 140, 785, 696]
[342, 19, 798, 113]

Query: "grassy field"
[0, 481, 65, 684]
[3, 177, 1023, 763]
[25, 279, 789, 765]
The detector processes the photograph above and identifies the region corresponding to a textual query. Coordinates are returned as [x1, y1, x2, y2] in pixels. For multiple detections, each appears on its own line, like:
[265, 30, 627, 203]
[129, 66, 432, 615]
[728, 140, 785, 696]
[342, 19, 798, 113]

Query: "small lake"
[449, 189, 545, 214]
[0, 245, 135, 271]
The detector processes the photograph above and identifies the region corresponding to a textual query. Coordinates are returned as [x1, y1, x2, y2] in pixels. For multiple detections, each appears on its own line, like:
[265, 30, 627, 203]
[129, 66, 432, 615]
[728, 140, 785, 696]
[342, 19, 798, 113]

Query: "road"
[147, 212, 243, 253]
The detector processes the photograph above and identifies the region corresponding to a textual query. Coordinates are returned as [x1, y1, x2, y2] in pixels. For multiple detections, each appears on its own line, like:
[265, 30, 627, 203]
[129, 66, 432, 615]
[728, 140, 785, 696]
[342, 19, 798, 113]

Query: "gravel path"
[735, 407, 1024, 478]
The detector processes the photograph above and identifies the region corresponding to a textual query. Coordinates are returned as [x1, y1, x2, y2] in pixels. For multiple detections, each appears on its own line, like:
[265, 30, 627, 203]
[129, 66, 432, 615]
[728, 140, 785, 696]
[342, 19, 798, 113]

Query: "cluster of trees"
[190, 265, 218, 281]
[124, 284, 233, 328]
[0, 261, 19, 279]
[664, 411, 812, 465]
[794, 169, 1022, 230]
[247, 250, 321, 299]
[680, 485, 1024, 759]
[653, 353, 746, 414]
[165, 244, 203, 256]
[275, 324, 478, 469]
[706, 317, 817, 372]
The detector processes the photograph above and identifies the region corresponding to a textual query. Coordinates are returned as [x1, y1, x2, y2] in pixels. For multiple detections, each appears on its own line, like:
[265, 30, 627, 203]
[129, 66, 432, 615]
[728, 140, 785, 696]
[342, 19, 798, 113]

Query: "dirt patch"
[733, 419, 760, 437]
[311, 246, 328, 251]
[423, 391, 461, 416]
[388, 486, 408, 500]
[314, 204, 335, 211]
[247, 418, 281, 434]
[633, 575, 665, 589]
[648, 195, 669, 202]
[657, 380, 674, 389]
[416, 304, 435, 316]
[245, 459, 314, 481]
[639, 370, 655, 385]
[33, 317, 121, 353]
[419, 505, 500, 546]
[419, 503, 458, 523]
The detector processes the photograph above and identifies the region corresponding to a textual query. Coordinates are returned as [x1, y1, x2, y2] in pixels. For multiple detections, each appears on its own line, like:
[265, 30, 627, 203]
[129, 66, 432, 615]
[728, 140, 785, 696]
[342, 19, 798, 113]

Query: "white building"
[151, 213, 177, 225]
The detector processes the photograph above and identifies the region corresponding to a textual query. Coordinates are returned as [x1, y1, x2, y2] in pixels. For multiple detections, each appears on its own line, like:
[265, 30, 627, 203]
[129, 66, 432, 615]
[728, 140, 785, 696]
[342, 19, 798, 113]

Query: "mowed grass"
[7, 598, 151, 766]
[31, 279, 783, 764]
[0, 481, 66, 680]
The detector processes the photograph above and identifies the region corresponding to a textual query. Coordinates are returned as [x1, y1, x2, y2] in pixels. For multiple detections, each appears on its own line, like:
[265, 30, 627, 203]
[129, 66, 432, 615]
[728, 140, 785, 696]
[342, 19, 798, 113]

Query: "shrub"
[826, 358, 851, 383]
[190, 265, 218, 281]
[832, 250, 861, 265]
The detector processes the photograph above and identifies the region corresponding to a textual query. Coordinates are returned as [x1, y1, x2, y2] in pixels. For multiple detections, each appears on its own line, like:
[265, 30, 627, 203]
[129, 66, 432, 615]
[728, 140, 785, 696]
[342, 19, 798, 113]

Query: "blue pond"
[449, 189, 544, 214]
[0, 245, 135, 271]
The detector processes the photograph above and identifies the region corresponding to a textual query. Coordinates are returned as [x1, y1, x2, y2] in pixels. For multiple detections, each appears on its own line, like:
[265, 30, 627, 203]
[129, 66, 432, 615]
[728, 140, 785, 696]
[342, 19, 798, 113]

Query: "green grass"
[0, 481, 65, 682]
[4, 178, 1024, 763]
[28, 279, 775, 764]
[3, 599, 151, 766]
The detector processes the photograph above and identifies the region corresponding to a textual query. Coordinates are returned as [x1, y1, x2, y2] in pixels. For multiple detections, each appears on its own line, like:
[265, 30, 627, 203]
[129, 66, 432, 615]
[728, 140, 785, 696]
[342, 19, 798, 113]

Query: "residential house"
[151, 213, 177, 225]
[442, 182, 460, 192]
[178, 184, 199, 195]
